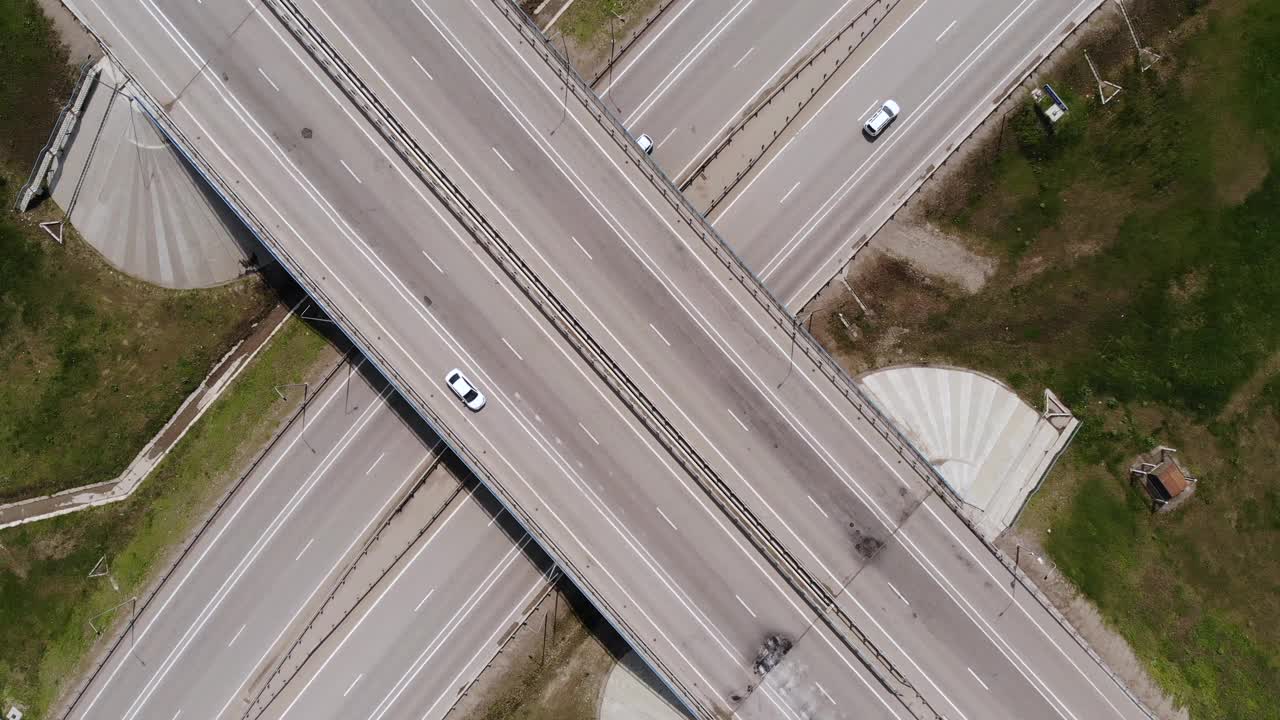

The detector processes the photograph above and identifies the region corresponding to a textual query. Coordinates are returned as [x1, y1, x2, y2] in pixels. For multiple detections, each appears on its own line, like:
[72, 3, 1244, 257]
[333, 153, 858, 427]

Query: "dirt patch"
[542, 0, 666, 88]
[1218, 348, 1280, 420]
[456, 582, 624, 720]
[859, 213, 996, 293]
[35, 0, 101, 65]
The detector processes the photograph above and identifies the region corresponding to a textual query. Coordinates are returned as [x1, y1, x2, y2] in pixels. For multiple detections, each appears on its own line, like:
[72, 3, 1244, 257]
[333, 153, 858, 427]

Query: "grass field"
[0, 0, 277, 503]
[0, 317, 333, 717]
[815, 1, 1280, 717]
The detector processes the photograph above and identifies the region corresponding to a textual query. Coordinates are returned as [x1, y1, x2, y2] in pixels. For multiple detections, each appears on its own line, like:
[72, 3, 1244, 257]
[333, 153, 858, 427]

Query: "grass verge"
[0, 0, 276, 502]
[0, 317, 333, 718]
[815, 0, 1280, 717]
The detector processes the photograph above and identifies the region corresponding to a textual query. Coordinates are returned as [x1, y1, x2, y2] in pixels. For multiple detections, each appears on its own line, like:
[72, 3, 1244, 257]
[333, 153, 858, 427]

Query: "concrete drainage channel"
[263, 0, 943, 717]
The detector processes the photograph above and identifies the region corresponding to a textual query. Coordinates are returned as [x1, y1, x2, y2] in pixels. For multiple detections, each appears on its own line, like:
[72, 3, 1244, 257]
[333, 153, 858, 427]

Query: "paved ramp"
[858, 365, 1079, 539]
[49, 59, 265, 289]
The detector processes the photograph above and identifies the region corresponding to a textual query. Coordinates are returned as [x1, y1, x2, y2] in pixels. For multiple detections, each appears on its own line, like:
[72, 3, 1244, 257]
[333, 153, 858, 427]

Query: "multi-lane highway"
[62, 1, 1146, 719]
[710, 0, 1103, 306]
[62, 360, 552, 720]
[596, 0, 859, 173]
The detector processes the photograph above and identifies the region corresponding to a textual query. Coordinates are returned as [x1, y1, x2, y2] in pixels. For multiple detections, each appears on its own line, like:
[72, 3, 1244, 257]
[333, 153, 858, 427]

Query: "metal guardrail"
[263, 1, 945, 716]
[678, 0, 896, 196]
[490, 4, 1160, 720]
[14, 58, 98, 212]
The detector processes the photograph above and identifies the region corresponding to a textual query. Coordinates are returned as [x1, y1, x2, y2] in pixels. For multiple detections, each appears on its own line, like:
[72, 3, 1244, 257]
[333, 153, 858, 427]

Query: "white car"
[636, 133, 654, 155]
[863, 100, 900, 138]
[445, 369, 486, 411]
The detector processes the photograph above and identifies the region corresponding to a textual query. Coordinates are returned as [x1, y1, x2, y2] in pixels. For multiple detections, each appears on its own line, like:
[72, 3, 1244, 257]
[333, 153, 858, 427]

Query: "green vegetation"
[0, 0, 73, 165]
[0, 0, 276, 502]
[818, 0, 1280, 717]
[0, 317, 332, 717]
[556, 0, 663, 47]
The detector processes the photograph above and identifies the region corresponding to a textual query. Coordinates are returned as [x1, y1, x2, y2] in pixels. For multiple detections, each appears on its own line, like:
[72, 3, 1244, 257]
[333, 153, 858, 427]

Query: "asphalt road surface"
[66, 1, 1147, 719]
[595, 0, 859, 177]
[710, 0, 1105, 306]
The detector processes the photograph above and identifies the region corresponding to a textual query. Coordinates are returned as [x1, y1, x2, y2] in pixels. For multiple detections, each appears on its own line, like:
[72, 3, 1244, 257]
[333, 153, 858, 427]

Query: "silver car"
[863, 99, 901, 138]
[445, 368, 486, 411]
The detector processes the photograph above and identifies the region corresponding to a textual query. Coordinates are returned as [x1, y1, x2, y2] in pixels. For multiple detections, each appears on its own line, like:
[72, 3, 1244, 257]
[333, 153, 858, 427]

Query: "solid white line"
[655, 506, 678, 531]
[171, 711, 182, 720]
[413, 588, 435, 612]
[815, 682, 835, 704]
[501, 337, 524, 361]
[492, 146, 514, 171]
[675, 0, 864, 180]
[366, 452, 385, 475]
[228, 624, 246, 647]
[409, 54, 433, 80]
[967, 667, 990, 692]
[779, 181, 801, 204]
[413, 574, 550, 720]
[936, 19, 957, 42]
[887, 581, 910, 606]
[256, 66, 280, 93]
[626, 0, 758, 125]
[344, 673, 363, 697]
[599, 0, 702, 96]
[727, 408, 748, 431]
[294, 538, 314, 562]
[571, 235, 592, 260]
[420, 249, 444, 273]
[658, 126, 678, 148]
[734, 594, 757, 618]
[542, 0, 578, 31]
[431, 15, 1053, 719]
[649, 322, 671, 347]
[806, 495, 829, 518]
[578, 422, 600, 445]
[732, 46, 755, 69]
[338, 159, 361, 184]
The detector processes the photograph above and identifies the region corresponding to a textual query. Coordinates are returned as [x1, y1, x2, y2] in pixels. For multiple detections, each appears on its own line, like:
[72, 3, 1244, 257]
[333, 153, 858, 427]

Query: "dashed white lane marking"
[228, 624, 246, 648]
[887, 581, 910, 606]
[936, 19, 958, 42]
[413, 588, 435, 612]
[339, 159, 362, 184]
[344, 673, 363, 697]
[420, 249, 444, 273]
[735, 594, 757, 618]
[655, 506, 678, 531]
[294, 538, 315, 562]
[807, 494, 830, 518]
[256, 67, 280, 93]
[815, 682, 836, 704]
[732, 46, 756, 69]
[578, 422, 600, 445]
[410, 55, 434, 80]
[649, 323, 672, 347]
[779, 181, 801, 204]
[727, 408, 749, 431]
[571, 236, 592, 260]
[492, 146, 514, 171]
[502, 337, 523, 361]
[860, 98, 883, 123]
[366, 452, 385, 475]
[967, 667, 990, 691]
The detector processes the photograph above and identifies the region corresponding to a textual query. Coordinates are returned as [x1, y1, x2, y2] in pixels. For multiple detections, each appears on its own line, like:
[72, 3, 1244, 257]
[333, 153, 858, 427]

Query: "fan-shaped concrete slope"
[857, 366, 1079, 540]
